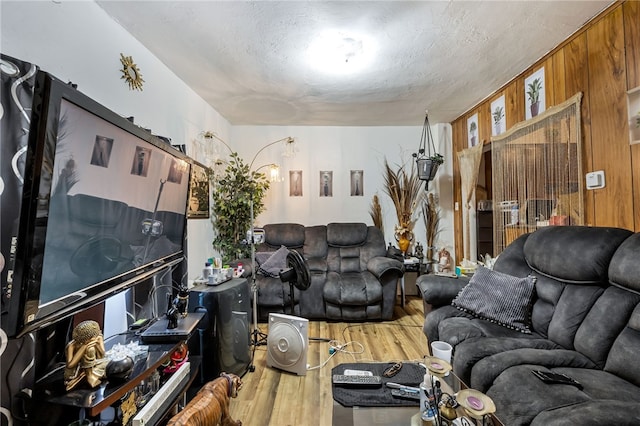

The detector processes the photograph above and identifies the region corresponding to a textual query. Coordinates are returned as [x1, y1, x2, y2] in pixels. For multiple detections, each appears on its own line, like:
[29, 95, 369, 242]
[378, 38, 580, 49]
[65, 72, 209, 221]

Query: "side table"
[399, 258, 425, 308]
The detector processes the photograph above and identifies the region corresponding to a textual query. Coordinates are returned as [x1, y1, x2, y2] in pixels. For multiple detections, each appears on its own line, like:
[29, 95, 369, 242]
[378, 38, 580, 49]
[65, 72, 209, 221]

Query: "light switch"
[585, 170, 605, 190]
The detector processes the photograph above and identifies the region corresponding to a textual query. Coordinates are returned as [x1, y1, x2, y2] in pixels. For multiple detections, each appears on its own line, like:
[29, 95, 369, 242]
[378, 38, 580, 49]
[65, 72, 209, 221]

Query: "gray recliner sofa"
[417, 226, 640, 425]
[246, 222, 404, 322]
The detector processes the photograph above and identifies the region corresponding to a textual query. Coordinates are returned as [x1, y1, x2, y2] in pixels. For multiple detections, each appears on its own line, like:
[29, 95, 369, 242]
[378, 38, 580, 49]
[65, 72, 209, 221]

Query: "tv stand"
[35, 315, 203, 422]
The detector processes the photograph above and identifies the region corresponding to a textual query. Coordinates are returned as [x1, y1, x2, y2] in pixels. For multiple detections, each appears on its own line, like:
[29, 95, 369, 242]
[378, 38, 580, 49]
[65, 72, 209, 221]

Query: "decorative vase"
[395, 230, 414, 255]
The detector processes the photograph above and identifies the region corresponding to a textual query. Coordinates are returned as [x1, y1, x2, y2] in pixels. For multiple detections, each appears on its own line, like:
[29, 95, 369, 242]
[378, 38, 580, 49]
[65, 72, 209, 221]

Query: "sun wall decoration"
[119, 53, 144, 91]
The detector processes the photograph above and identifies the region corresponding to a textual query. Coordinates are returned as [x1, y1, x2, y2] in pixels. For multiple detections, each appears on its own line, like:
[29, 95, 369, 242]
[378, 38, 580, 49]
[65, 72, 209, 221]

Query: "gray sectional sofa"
[417, 226, 640, 425]
[242, 222, 404, 322]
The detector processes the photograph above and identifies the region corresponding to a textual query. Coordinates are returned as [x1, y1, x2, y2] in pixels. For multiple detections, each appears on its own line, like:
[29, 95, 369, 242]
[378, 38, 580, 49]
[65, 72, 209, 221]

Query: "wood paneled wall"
[451, 1, 640, 259]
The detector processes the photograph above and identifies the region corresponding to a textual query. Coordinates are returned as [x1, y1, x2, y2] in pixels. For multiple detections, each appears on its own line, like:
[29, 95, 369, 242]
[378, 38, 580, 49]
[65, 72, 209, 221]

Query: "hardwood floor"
[228, 296, 428, 426]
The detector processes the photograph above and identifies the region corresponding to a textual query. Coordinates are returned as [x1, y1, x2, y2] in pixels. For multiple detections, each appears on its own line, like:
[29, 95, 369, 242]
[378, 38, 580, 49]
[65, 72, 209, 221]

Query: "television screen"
[6, 71, 191, 337]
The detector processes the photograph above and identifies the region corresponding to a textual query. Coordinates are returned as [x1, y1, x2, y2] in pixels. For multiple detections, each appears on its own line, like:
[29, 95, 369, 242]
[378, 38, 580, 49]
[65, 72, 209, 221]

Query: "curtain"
[491, 92, 583, 254]
[457, 142, 484, 261]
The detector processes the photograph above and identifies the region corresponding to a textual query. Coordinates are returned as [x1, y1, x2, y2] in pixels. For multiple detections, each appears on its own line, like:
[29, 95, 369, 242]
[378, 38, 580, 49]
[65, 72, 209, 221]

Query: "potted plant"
[527, 78, 543, 117]
[492, 106, 504, 134]
[210, 152, 270, 262]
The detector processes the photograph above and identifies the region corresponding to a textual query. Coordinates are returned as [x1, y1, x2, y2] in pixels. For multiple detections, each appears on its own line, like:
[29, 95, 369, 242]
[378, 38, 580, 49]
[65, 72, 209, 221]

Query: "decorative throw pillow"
[256, 245, 289, 278]
[452, 265, 536, 333]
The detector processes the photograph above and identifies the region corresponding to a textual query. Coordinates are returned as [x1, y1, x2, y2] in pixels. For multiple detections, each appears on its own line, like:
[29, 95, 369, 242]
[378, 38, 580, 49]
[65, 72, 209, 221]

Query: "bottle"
[203, 262, 213, 280]
[419, 373, 432, 420]
[421, 407, 436, 426]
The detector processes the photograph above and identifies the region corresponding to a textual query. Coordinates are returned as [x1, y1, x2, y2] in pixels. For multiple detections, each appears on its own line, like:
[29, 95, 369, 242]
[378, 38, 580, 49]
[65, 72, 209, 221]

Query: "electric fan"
[266, 313, 308, 375]
[278, 250, 311, 314]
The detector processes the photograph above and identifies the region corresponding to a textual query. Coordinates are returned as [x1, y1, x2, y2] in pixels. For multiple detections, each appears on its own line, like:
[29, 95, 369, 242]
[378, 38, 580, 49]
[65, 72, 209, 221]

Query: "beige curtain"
[491, 92, 583, 254]
[457, 142, 484, 261]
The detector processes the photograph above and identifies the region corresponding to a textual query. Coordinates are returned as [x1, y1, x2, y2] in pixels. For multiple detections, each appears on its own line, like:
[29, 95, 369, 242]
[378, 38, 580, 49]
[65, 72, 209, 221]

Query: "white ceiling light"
[307, 30, 375, 75]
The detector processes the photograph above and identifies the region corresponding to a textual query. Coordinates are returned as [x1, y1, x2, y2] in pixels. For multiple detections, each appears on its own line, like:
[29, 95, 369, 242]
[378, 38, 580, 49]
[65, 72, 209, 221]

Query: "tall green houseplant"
[210, 152, 270, 262]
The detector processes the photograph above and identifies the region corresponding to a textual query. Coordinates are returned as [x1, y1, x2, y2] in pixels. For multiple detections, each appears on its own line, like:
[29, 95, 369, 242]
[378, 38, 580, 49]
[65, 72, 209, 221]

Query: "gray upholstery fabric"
[246, 222, 402, 321]
[470, 348, 597, 392]
[530, 401, 640, 426]
[574, 286, 640, 368]
[454, 337, 556, 387]
[604, 304, 640, 387]
[418, 226, 640, 424]
[326, 222, 368, 247]
[262, 223, 305, 248]
[452, 266, 536, 333]
[609, 232, 640, 293]
[523, 226, 632, 284]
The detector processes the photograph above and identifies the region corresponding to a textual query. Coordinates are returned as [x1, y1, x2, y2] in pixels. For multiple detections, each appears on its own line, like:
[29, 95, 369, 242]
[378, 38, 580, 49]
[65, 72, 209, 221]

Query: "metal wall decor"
[120, 53, 144, 91]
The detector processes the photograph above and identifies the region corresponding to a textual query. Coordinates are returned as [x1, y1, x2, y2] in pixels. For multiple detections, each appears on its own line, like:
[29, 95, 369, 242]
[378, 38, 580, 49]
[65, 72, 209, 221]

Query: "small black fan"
[278, 250, 311, 314]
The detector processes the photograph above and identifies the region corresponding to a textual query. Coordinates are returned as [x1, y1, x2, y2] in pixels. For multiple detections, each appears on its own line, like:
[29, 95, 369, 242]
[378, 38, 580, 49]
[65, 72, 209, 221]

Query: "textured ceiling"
[97, 1, 611, 126]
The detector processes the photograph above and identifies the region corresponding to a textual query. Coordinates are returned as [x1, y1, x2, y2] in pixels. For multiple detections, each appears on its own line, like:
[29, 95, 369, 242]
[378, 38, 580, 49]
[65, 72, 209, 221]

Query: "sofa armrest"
[417, 274, 469, 306]
[367, 256, 404, 280]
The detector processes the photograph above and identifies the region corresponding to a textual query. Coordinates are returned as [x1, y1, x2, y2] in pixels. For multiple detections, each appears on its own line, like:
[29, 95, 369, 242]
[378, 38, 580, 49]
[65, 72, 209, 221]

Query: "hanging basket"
[413, 112, 443, 183]
[416, 158, 441, 181]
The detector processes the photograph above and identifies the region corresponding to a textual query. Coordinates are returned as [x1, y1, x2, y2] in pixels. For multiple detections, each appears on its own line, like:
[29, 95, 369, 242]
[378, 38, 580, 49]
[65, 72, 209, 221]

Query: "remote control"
[391, 388, 421, 400]
[332, 374, 382, 386]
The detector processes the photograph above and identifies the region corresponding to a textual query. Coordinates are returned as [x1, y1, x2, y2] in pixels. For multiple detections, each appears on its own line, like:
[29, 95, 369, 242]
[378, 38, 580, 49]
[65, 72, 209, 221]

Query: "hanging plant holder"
[416, 158, 441, 181]
[412, 111, 443, 187]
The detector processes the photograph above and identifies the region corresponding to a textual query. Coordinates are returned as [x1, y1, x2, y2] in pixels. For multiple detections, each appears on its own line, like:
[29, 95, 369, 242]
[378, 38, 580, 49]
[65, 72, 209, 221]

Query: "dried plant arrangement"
[382, 159, 424, 243]
[369, 194, 384, 234]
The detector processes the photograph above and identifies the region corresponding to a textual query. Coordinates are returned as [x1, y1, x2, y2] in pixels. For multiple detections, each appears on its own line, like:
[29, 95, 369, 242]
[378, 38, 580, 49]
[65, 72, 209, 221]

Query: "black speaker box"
[188, 278, 251, 383]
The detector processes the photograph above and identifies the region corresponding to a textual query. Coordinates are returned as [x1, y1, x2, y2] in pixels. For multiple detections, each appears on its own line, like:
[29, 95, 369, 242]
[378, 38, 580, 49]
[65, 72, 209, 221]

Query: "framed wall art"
[350, 170, 363, 196]
[491, 95, 506, 136]
[290, 170, 303, 197]
[187, 161, 210, 219]
[525, 67, 545, 119]
[319, 171, 333, 197]
[467, 113, 479, 147]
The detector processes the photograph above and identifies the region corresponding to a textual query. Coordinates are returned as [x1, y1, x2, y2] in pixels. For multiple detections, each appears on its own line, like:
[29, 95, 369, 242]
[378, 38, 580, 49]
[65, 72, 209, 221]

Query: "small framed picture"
[350, 170, 363, 196]
[319, 171, 333, 197]
[290, 170, 303, 197]
[188, 161, 210, 219]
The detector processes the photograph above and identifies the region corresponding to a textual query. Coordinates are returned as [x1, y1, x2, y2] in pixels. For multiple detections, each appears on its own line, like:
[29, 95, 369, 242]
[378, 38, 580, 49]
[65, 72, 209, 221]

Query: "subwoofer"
[188, 279, 250, 383]
[266, 313, 308, 376]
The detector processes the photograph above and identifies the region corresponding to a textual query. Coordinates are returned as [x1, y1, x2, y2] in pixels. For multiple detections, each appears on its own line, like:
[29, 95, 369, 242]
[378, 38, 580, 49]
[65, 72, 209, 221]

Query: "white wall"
[230, 124, 456, 260]
[1, 0, 457, 281]
[1, 0, 226, 282]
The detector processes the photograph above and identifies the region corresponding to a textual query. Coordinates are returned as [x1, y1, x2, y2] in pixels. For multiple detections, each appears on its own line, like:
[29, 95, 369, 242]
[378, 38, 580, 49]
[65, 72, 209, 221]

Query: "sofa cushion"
[609, 232, 640, 293]
[604, 304, 640, 388]
[574, 286, 640, 368]
[523, 226, 632, 284]
[326, 222, 367, 247]
[263, 223, 305, 248]
[452, 265, 536, 333]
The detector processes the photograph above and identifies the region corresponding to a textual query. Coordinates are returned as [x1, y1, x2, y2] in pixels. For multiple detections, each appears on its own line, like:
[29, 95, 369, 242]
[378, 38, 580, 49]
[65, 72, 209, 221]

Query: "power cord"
[307, 339, 365, 371]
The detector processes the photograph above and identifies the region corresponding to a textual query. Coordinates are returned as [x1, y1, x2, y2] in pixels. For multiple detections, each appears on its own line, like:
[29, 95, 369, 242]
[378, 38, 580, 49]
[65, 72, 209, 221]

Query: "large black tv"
[4, 71, 191, 337]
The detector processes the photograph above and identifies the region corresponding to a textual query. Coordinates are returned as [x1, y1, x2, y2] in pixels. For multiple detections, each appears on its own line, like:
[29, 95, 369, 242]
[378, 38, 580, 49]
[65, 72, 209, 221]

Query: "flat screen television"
[4, 71, 191, 337]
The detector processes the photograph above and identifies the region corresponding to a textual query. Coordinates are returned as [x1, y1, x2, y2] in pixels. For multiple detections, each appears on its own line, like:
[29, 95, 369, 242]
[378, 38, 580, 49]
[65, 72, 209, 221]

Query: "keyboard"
[332, 374, 382, 386]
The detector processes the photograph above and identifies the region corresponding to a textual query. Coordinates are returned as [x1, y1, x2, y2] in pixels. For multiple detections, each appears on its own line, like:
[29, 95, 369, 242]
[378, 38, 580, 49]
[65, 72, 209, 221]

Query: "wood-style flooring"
[228, 296, 428, 426]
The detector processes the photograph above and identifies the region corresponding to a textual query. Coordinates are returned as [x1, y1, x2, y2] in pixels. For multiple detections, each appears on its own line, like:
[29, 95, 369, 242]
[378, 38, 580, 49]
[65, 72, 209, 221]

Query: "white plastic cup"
[431, 341, 453, 363]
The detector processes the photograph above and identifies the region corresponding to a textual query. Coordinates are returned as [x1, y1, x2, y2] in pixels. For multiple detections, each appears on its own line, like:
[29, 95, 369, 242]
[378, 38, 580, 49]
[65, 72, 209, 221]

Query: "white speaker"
[266, 313, 308, 376]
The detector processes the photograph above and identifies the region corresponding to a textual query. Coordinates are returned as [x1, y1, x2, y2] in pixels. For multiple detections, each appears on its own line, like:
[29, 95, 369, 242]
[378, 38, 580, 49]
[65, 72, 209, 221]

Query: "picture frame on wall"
[491, 95, 506, 136]
[319, 171, 333, 197]
[467, 113, 479, 147]
[290, 170, 303, 196]
[525, 67, 545, 120]
[350, 170, 363, 196]
[187, 161, 210, 219]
